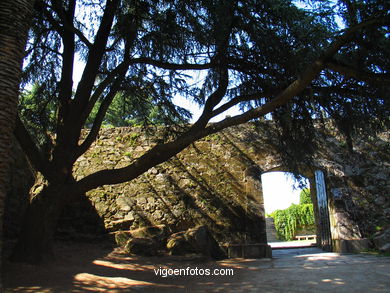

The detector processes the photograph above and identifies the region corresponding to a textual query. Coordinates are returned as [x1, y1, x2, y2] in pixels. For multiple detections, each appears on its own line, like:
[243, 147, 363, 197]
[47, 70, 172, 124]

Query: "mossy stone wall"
[5, 122, 390, 248]
[72, 125, 270, 244]
[71, 123, 390, 245]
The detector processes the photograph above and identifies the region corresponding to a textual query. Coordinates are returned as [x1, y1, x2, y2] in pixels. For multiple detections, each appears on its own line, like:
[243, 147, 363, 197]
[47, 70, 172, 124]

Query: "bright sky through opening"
[262, 172, 309, 214]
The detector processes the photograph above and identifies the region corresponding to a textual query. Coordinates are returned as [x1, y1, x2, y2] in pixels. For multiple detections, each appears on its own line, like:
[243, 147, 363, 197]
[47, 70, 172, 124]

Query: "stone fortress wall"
[5, 122, 390, 254]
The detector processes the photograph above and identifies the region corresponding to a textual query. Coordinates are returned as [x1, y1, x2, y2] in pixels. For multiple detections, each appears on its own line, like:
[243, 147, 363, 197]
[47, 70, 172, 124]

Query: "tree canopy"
[9, 0, 390, 263]
[16, 0, 390, 190]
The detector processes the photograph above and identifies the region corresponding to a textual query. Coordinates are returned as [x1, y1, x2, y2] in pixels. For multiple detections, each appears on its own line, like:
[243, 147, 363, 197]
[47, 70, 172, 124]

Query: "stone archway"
[245, 163, 334, 253]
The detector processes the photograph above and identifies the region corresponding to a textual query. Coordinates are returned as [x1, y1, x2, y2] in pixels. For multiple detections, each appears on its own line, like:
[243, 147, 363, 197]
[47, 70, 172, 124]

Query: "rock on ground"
[167, 225, 226, 259]
[124, 237, 158, 256]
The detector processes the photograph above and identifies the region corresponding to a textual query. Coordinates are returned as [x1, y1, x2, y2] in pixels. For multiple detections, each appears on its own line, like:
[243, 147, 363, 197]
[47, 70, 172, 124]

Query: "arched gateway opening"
[259, 168, 332, 252]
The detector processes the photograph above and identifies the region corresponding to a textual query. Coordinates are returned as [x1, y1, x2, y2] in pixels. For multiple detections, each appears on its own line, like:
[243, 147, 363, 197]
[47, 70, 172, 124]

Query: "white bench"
[295, 235, 317, 241]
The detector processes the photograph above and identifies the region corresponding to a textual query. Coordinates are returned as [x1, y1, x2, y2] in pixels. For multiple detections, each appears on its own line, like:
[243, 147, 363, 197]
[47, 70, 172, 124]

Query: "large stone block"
[124, 237, 158, 256]
[332, 239, 370, 253]
[373, 228, 390, 249]
[167, 225, 226, 259]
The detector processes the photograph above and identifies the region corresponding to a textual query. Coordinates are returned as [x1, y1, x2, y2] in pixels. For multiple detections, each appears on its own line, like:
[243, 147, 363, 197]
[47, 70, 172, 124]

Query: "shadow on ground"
[3, 242, 390, 292]
[3, 241, 244, 292]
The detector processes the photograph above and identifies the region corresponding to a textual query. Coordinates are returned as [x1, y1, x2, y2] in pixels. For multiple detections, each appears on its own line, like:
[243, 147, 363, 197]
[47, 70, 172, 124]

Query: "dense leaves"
[299, 188, 312, 205]
[271, 203, 315, 241]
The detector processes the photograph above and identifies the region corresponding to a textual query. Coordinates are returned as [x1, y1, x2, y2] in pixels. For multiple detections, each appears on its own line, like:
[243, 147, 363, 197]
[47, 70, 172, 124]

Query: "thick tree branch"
[49, 0, 92, 47]
[63, 22, 92, 48]
[70, 0, 119, 127]
[326, 61, 390, 86]
[311, 85, 373, 97]
[50, 0, 120, 158]
[69, 26, 92, 48]
[212, 87, 284, 117]
[200, 19, 390, 135]
[81, 62, 129, 123]
[78, 15, 137, 156]
[76, 78, 122, 158]
[57, 26, 75, 112]
[76, 66, 229, 191]
[212, 94, 259, 117]
[194, 66, 229, 126]
[130, 57, 214, 70]
[189, 2, 234, 129]
[14, 116, 49, 175]
[54, 1, 76, 140]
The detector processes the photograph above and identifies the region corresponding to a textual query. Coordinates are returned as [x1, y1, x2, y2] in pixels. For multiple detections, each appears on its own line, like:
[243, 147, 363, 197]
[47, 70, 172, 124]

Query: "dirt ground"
[3, 241, 390, 292]
[3, 241, 248, 292]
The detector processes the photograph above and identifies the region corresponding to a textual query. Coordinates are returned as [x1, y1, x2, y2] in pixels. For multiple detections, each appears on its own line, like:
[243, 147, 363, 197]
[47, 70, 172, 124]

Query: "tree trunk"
[10, 177, 69, 263]
[0, 0, 34, 287]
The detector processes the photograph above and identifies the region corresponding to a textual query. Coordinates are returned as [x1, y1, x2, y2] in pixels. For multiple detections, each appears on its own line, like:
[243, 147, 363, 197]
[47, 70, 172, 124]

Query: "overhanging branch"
[326, 61, 390, 86]
[130, 57, 214, 70]
[202, 16, 390, 135]
[211, 88, 283, 118]
[75, 16, 388, 192]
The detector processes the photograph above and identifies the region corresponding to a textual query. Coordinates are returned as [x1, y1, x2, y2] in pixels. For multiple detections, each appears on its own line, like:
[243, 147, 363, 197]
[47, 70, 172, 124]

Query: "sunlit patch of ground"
[73, 272, 184, 292]
[5, 287, 53, 293]
[92, 259, 159, 271]
[269, 239, 317, 248]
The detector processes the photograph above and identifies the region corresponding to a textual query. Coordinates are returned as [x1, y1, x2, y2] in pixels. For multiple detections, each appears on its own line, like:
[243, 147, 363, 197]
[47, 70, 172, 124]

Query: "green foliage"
[18, 83, 56, 149]
[270, 203, 315, 241]
[85, 91, 184, 128]
[299, 188, 312, 205]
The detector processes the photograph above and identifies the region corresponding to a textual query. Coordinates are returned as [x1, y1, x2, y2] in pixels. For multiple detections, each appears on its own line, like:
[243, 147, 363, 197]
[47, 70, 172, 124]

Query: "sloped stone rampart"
[73, 125, 270, 244]
[71, 123, 390, 246]
[5, 122, 390, 249]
